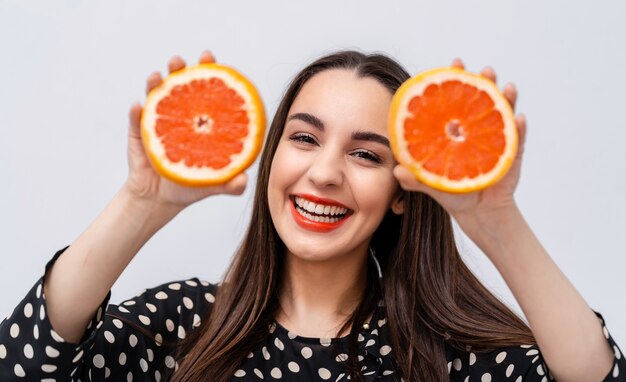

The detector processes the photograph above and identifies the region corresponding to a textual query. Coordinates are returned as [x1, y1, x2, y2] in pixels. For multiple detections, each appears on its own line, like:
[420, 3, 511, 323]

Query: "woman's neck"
[276, 249, 368, 339]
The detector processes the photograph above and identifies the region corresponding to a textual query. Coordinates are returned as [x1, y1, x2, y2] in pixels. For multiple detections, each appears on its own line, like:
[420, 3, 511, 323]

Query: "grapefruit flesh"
[389, 67, 517, 193]
[141, 63, 265, 187]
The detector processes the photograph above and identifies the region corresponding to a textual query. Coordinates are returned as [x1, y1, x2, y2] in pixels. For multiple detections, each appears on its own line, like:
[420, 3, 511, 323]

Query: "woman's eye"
[352, 150, 382, 164]
[288, 133, 318, 145]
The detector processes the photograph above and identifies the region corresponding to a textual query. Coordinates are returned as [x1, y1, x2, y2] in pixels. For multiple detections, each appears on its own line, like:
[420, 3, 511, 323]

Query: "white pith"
[391, 69, 517, 191]
[294, 196, 349, 223]
[142, 67, 263, 180]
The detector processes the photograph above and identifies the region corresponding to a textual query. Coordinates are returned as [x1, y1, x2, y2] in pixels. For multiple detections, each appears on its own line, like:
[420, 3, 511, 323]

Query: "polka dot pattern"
[0, 248, 624, 381]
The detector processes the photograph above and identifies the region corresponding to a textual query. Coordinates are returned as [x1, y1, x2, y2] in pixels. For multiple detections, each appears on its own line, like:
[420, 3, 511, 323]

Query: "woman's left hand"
[395, 61, 621, 380]
[394, 58, 527, 222]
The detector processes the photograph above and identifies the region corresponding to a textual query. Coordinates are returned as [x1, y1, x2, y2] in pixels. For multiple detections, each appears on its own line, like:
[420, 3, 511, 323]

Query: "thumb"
[393, 165, 431, 194]
[128, 102, 143, 139]
[393, 165, 450, 201]
[220, 173, 248, 196]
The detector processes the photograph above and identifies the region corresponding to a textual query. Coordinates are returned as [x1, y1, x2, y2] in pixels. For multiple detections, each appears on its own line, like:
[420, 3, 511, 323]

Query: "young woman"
[0, 50, 623, 381]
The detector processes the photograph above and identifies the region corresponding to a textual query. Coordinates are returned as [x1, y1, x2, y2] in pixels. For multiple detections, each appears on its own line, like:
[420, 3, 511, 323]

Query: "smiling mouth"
[289, 195, 353, 230]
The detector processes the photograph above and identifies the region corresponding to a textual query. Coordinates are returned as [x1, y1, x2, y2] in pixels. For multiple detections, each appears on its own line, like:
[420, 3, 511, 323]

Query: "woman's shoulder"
[104, 277, 220, 341]
[445, 343, 546, 381]
[0, 271, 220, 381]
[123, 277, 220, 308]
[445, 311, 623, 382]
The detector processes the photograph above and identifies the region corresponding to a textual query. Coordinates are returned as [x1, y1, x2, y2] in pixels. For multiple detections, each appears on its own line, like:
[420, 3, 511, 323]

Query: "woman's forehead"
[287, 69, 393, 135]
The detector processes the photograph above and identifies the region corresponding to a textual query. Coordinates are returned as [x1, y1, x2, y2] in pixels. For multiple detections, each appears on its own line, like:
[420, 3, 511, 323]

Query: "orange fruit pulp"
[141, 63, 266, 187]
[389, 67, 518, 193]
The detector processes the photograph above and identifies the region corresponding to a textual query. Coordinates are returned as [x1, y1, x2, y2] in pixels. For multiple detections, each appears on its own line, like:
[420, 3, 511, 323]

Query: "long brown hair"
[170, 51, 535, 381]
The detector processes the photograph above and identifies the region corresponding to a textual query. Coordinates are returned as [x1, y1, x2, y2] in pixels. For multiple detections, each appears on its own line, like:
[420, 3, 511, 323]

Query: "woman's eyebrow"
[352, 131, 390, 148]
[287, 112, 325, 131]
[287, 112, 389, 147]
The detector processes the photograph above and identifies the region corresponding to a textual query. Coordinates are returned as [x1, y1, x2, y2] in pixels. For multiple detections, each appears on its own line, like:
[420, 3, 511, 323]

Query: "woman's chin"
[283, 242, 366, 265]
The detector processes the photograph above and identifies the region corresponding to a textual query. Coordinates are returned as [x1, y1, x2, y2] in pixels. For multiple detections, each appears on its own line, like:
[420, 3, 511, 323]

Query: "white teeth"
[294, 197, 348, 216]
[304, 202, 315, 214]
[295, 207, 342, 223]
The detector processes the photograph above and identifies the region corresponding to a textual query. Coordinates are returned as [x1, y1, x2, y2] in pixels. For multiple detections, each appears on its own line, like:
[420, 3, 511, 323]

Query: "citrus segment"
[389, 67, 517, 193]
[141, 63, 265, 187]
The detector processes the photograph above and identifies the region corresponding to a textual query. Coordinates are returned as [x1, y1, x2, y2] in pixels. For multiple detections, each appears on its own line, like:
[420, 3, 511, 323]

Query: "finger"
[503, 83, 517, 109]
[199, 50, 216, 64]
[146, 71, 162, 94]
[480, 66, 497, 84]
[393, 165, 430, 194]
[515, 114, 527, 156]
[451, 57, 465, 69]
[167, 55, 186, 74]
[128, 102, 143, 138]
[222, 173, 248, 195]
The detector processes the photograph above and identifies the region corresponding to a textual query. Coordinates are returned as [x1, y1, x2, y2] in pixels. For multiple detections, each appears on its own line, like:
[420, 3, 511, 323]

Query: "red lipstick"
[290, 194, 352, 233]
[294, 194, 350, 209]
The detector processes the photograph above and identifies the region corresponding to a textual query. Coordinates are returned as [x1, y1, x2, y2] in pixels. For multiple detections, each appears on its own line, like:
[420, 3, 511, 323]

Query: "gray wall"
[1, 0, 624, 347]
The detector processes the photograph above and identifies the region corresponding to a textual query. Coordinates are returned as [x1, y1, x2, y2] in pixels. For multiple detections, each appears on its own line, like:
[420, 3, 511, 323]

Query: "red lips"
[290, 194, 352, 233]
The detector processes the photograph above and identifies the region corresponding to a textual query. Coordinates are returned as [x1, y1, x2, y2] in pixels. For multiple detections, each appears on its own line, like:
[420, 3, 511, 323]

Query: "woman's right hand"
[124, 50, 248, 210]
[41, 51, 248, 344]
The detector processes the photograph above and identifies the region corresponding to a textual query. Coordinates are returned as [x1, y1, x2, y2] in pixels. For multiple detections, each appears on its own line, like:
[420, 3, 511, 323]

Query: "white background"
[1, 0, 624, 348]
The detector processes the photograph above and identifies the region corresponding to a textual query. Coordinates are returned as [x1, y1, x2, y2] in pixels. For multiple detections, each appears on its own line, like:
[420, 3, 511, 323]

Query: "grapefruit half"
[389, 67, 517, 193]
[141, 63, 266, 187]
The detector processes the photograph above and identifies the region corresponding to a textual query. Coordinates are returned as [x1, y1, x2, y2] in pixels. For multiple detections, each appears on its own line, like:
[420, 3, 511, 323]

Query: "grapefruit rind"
[389, 67, 518, 193]
[141, 63, 266, 187]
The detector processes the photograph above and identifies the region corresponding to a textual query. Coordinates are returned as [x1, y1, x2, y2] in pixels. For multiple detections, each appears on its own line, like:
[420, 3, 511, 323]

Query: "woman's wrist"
[119, 183, 184, 225]
[453, 202, 527, 261]
[114, 185, 184, 246]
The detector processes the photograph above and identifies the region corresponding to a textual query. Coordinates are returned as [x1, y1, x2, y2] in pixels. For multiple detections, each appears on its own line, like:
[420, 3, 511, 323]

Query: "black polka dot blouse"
[1, 248, 625, 381]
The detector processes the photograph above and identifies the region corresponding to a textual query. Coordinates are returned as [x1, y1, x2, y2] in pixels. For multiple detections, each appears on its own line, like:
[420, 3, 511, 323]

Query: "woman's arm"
[394, 60, 615, 381]
[43, 51, 247, 344]
[43, 185, 182, 343]
[455, 203, 614, 381]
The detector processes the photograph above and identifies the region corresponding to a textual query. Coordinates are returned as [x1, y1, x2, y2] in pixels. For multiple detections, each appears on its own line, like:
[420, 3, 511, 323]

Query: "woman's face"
[267, 69, 402, 262]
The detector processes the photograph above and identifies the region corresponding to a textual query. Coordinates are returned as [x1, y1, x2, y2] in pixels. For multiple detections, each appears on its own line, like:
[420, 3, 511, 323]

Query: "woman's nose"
[306, 147, 344, 188]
